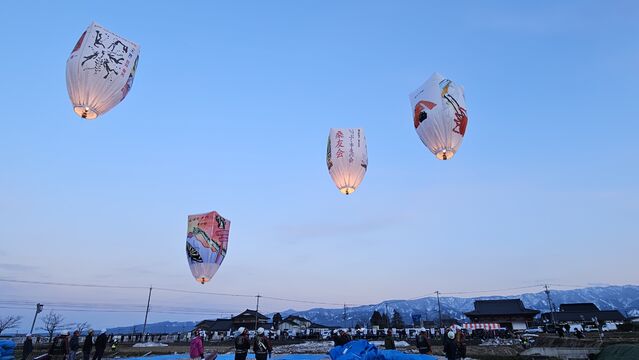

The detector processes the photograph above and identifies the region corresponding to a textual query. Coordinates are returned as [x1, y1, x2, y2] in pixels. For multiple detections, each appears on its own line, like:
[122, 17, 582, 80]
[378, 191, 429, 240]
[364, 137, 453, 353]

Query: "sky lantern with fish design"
[326, 128, 368, 195]
[186, 211, 230, 284]
[409, 73, 468, 160]
[66, 22, 140, 120]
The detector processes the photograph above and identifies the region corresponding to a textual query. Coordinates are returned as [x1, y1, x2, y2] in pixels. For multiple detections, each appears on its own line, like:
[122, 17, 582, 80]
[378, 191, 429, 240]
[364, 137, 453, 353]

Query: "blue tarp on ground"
[0, 340, 16, 359]
[329, 340, 436, 360]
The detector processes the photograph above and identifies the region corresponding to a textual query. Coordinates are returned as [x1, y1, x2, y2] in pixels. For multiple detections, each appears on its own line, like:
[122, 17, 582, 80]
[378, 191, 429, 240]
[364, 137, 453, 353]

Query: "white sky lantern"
[409, 73, 468, 160]
[186, 211, 230, 285]
[326, 128, 368, 195]
[66, 22, 140, 120]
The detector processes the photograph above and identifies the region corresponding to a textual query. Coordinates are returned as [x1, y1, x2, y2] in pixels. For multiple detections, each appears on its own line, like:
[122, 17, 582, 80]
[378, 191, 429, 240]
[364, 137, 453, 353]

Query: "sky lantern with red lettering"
[409, 73, 468, 160]
[66, 22, 140, 120]
[186, 211, 230, 284]
[326, 128, 368, 195]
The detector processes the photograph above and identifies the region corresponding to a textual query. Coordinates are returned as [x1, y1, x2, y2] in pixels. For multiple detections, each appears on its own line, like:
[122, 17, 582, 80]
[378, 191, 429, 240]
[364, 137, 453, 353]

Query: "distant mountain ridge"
[106, 285, 639, 333]
[107, 321, 197, 334]
[275, 285, 639, 327]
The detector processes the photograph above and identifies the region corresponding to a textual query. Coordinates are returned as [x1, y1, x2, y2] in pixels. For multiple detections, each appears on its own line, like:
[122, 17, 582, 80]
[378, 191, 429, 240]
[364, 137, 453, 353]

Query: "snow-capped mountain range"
[276, 285, 639, 327]
[107, 321, 197, 334]
[105, 285, 639, 333]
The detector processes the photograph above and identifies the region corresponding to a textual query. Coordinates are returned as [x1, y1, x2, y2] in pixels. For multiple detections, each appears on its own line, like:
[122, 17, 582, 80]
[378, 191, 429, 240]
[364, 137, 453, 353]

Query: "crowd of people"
[231, 327, 272, 360]
[22, 325, 472, 360]
[20, 329, 110, 360]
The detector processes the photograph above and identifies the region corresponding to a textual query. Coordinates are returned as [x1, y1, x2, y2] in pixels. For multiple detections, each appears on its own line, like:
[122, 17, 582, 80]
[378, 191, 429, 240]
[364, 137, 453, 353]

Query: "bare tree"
[41, 311, 64, 342]
[0, 315, 22, 335]
[75, 321, 91, 334]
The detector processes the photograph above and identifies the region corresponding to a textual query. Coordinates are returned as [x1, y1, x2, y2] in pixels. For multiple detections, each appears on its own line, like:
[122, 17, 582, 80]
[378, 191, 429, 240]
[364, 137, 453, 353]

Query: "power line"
[0, 300, 237, 314]
[548, 283, 589, 288]
[0, 305, 235, 316]
[260, 295, 359, 307]
[440, 284, 544, 295]
[408, 284, 544, 300]
[0, 278, 360, 307]
[152, 287, 254, 299]
[1, 277, 605, 312]
[0, 278, 147, 290]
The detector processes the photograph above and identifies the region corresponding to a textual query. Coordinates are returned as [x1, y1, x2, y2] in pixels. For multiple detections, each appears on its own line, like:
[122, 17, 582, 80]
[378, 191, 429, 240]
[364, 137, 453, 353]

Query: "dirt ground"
[13, 334, 639, 359]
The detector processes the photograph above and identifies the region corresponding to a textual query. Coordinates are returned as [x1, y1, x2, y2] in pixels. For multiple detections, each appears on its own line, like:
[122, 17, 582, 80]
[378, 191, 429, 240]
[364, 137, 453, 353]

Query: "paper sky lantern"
[326, 128, 368, 195]
[66, 22, 140, 120]
[409, 73, 468, 160]
[186, 211, 230, 284]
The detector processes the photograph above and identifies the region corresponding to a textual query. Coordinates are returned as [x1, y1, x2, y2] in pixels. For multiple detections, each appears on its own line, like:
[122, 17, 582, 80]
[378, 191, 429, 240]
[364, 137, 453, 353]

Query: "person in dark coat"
[48, 332, 69, 360]
[443, 331, 458, 360]
[383, 329, 395, 350]
[338, 330, 352, 345]
[252, 328, 272, 360]
[455, 330, 466, 358]
[22, 334, 34, 360]
[82, 329, 93, 360]
[415, 328, 432, 354]
[92, 330, 108, 360]
[331, 330, 341, 346]
[233, 327, 250, 360]
[69, 331, 80, 360]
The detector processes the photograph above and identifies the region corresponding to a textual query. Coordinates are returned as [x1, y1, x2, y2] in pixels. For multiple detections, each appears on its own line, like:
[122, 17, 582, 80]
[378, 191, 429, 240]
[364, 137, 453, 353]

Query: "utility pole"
[544, 284, 557, 328]
[343, 304, 347, 327]
[30, 303, 44, 334]
[142, 286, 153, 336]
[254, 294, 261, 331]
[385, 304, 389, 328]
[435, 291, 442, 330]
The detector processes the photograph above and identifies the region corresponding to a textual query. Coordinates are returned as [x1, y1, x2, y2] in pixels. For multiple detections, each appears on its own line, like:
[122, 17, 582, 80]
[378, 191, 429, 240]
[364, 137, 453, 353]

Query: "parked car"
[584, 325, 599, 333]
[601, 323, 617, 332]
[525, 326, 544, 333]
[568, 324, 583, 333]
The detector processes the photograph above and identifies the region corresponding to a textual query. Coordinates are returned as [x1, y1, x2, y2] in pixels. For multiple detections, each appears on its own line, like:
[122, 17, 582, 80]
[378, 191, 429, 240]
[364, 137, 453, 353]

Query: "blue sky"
[0, 0, 638, 331]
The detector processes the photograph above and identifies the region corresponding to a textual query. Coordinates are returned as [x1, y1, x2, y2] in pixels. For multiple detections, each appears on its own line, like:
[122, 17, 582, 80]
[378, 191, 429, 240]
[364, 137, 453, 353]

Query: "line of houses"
[193, 299, 632, 339]
[196, 309, 336, 339]
[458, 299, 628, 331]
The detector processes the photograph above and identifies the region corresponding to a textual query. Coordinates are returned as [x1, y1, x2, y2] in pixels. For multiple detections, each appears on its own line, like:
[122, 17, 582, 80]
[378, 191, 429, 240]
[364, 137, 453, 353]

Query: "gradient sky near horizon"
[1, 0, 638, 332]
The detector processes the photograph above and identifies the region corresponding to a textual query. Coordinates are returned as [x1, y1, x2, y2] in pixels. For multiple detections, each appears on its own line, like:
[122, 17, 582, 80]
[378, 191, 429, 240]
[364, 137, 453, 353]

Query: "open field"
[9, 334, 639, 359]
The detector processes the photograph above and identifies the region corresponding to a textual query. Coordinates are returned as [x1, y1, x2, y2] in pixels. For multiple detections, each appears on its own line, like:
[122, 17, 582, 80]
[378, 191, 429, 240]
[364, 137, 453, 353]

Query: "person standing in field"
[252, 328, 272, 360]
[338, 329, 352, 345]
[92, 330, 107, 360]
[383, 329, 395, 350]
[234, 327, 250, 360]
[443, 331, 458, 360]
[82, 329, 93, 360]
[69, 331, 80, 360]
[331, 330, 341, 346]
[48, 331, 69, 360]
[415, 328, 432, 354]
[189, 330, 204, 360]
[455, 330, 466, 359]
[22, 334, 34, 360]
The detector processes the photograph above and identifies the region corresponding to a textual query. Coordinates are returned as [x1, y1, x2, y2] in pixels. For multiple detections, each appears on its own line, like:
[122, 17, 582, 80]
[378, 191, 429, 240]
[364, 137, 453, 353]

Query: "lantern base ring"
[339, 187, 356, 195]
[73, 105, 99, 120]
[435, 148, 456, 160]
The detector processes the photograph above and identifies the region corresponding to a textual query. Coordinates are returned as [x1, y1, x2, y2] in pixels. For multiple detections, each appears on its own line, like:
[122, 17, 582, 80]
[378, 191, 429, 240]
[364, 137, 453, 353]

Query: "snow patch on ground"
[273, 341, 334, 354]
[132, 342, 169, 347]
[369, 341, 410, 348]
